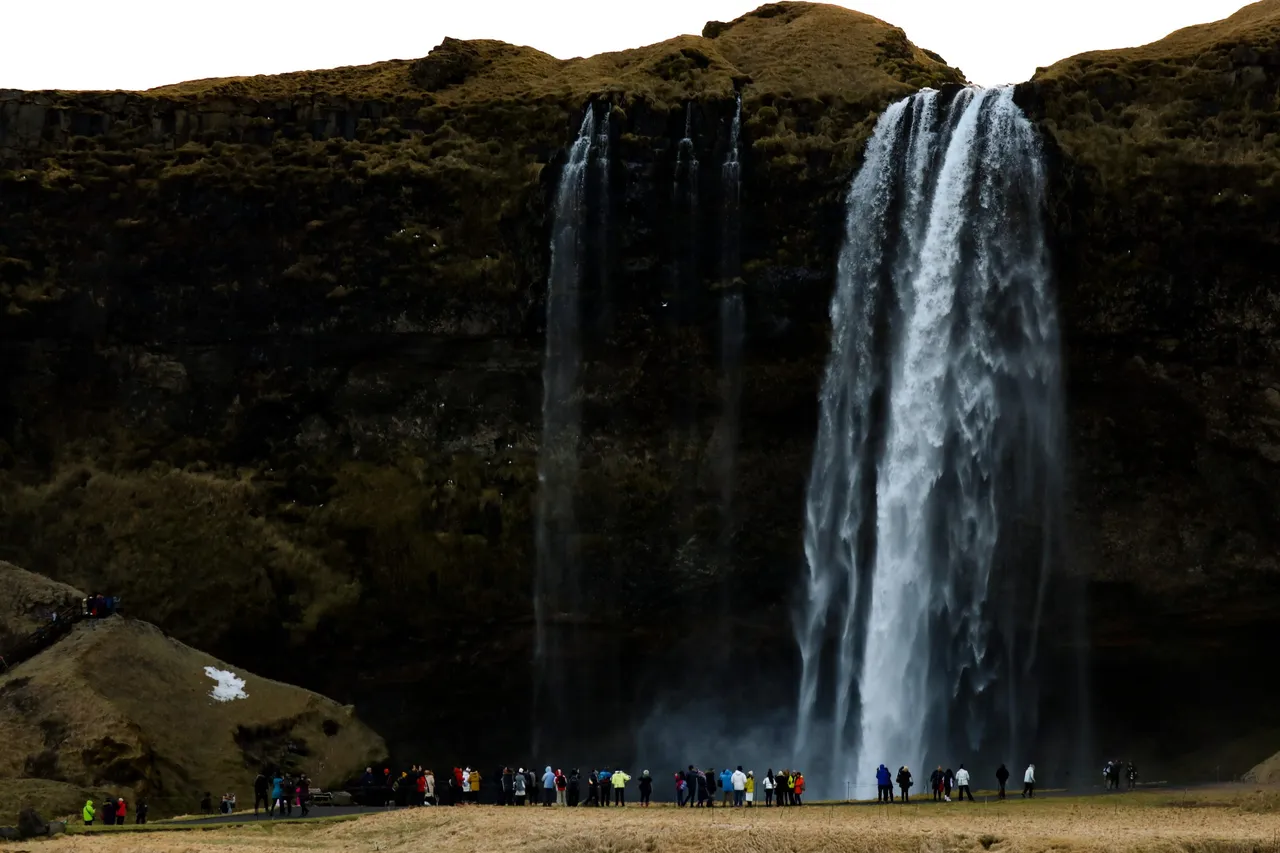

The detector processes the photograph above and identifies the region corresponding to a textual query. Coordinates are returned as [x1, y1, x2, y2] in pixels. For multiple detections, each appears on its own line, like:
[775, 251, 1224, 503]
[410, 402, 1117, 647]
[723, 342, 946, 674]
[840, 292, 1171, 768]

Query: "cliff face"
[1015, 0, 1280, 771]
[0, 2, 964, 766]
[1, 0, 1276, 778]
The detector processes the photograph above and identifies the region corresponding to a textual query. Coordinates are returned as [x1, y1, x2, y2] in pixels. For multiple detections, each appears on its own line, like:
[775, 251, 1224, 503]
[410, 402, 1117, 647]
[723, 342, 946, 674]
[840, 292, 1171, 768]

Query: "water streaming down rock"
[669, 104, 701, 538]
[794, 87, 1065, 797]
[533, 107, 599, 749]
[717, 95, 745, 557]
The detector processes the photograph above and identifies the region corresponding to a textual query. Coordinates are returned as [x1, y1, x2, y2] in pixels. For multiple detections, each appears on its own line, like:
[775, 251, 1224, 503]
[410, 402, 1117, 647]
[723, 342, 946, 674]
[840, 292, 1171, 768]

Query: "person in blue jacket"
[876, 764, 892, 803]
[541, 767, 556, 807]
[598, 769, 612, 806]
[719, 769, 734, 807]
[270, 774, 284, 816]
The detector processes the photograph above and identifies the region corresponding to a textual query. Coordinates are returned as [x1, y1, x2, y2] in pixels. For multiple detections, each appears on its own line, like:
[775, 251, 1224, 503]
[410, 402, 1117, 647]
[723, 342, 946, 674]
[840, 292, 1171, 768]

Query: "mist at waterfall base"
[535, 91, 1085, 797]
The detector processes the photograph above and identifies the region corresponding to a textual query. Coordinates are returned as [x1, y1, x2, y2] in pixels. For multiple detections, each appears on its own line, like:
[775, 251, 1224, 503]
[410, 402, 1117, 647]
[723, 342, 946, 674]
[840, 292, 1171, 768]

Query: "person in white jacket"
[1022, 764, 1036, 798]
[731, 767, 747, 807]
[764, 769, 776, 807]
[955, 765, 974, 802]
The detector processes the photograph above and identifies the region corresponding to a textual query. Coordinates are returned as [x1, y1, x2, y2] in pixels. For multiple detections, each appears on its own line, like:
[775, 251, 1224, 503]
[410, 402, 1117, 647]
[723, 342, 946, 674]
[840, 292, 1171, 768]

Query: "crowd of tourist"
[81, 797, 147, 826]
[249, 771, 315, 817]
[350, 765, 807, 808]
[874, 763, 1037, 802]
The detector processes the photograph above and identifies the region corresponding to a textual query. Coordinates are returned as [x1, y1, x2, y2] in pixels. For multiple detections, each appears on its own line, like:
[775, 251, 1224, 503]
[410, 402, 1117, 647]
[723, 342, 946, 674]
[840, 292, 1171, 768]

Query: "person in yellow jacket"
[610, 768, 631, 807]
[745, 771, 755, 806]
[82, 799, 96, 825]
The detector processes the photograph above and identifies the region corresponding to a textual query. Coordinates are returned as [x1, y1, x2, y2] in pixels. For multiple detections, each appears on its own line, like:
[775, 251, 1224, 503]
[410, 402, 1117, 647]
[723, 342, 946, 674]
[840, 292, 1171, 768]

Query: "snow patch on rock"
[204, 666, 248, 702]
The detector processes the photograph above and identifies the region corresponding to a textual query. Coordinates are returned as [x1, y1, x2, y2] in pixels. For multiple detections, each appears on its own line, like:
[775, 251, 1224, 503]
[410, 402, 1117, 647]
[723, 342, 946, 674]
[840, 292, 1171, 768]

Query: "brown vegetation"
[0, 562, 385, 824]
[36, 790, 1280, 853]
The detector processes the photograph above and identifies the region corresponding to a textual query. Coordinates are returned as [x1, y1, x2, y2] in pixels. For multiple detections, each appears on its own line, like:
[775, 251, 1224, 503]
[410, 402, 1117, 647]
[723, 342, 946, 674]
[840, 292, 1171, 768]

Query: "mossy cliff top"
[140, 2, 959, 107]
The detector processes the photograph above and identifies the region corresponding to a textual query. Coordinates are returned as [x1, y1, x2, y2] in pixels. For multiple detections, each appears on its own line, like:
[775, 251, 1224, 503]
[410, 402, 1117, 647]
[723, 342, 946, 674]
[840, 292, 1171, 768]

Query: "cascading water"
[794, 87, 1064, 797]
[717, 95, 744, 556]
[534, 107, 598, 749]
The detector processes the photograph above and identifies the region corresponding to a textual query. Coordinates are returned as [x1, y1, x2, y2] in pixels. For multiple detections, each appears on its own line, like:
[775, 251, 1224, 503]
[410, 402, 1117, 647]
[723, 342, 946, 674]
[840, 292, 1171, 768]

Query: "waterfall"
[794, 87, 1064, 797]
[718, 95, 744, 555]
[533, 107, 597, 745]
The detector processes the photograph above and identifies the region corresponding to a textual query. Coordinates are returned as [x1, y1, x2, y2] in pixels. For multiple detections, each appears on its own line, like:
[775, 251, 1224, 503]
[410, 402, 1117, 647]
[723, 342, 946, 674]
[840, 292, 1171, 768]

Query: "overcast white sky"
[0, 0, 1249, 92]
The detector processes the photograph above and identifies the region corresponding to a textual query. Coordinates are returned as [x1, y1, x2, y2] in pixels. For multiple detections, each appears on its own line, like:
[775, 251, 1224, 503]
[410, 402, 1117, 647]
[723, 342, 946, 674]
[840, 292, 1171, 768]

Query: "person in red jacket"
[116, 798, 127, 823]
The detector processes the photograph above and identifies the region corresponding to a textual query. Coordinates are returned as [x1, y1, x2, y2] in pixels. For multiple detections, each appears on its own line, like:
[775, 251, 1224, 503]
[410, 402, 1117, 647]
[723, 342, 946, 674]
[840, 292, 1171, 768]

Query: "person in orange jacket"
[793, 773, 805, 805]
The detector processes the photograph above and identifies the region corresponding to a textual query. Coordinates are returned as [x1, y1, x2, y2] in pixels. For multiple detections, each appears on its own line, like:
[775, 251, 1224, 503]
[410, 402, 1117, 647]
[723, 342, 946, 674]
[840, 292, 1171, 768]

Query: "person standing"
[675, 772, 687, 807]
[555, 769, 568, 806]
[930, 766, 943, 802]
[514, 768, 527, 806]
[299, 777, 312, 817]
[944, 767, 955, 802]
[135, 801, 149, 824]
[995, 764, 1010, 800]
[876, 764, 892, 802]
[587, 770, 599, 806]
[568, 769, 581, 807]
[502, 767, 514, 806]
[611, 768, 631, 806]
[82, 799, 95, 827]
[731, 767, 746, 807]
[896, 766, 912, 803]
[955, 765, 973, 802]
[745, 771, 755, 807]
[116, 798, 127, 823]
[598, 769, 612, 806]
[542, 767, 556, 806]
[794, 771, 805, 805]
[763, 769, 774, 806]
[1023, 764, 1036, 798]
[102, 798, 117, 826]
[254, 771, 270, 815]
[269, 774, 282, 817]
[639, 770, 653, 807]
[720, 768, 734, 806]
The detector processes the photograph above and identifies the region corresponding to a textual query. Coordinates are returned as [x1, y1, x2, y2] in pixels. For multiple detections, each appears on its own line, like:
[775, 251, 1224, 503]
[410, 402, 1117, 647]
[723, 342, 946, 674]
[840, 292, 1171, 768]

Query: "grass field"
[33, 787, 1280, 853]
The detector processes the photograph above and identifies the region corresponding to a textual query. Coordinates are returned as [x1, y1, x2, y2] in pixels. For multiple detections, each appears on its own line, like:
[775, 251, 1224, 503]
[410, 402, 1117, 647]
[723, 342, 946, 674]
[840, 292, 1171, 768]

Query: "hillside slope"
[0, 567, 384, 823]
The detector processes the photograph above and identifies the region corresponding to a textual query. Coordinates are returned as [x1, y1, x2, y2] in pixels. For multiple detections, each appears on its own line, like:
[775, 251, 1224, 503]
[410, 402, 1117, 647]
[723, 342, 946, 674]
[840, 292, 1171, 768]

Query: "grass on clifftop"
[139, 2, 960, 107]
[1030, 0, 1280, 179]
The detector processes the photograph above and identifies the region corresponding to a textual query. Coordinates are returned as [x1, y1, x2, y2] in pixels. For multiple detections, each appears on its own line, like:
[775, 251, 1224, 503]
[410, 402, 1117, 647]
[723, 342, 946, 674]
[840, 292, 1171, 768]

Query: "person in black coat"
[996, 764, 1010, 800]
[896, 766, 913, 803]
[567, 770, 581, 807]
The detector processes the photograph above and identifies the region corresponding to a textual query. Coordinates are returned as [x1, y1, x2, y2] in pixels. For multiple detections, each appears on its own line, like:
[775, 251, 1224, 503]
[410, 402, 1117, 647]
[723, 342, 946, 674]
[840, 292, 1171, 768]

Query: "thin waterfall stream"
[533, 107, 602, 750]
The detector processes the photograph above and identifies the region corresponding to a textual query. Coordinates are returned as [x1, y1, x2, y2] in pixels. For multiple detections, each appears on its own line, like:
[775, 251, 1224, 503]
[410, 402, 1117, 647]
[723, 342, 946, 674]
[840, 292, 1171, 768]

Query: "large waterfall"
[534, 108, 601, 746]
[795, 87, 1064, 796]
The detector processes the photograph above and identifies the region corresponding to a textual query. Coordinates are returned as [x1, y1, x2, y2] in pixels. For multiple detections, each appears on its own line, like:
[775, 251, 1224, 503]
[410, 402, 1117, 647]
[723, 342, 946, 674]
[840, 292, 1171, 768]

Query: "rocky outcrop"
[0, 563, 386, 823]
[1013, 0, 1280, 771]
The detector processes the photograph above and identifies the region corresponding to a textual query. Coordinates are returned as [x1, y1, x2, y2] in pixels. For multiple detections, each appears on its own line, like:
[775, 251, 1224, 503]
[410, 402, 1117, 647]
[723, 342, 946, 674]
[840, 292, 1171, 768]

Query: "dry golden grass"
[34, 789, 1280, 853]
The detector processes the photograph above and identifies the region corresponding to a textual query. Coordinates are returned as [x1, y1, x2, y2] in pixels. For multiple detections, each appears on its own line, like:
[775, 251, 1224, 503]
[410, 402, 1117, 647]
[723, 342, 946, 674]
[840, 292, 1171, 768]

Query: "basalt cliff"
[1, 0, 1278, 786]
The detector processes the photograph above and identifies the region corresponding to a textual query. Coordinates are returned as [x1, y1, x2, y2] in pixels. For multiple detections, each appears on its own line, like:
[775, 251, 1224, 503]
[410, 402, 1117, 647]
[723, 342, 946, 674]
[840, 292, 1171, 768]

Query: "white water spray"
[795, 87, 1063, 797]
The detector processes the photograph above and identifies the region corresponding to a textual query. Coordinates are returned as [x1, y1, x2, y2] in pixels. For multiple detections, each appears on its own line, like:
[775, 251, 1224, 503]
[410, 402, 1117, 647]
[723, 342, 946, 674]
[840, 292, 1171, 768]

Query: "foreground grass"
[35, 787, 1280, 853]
[64, 814, 357, 835]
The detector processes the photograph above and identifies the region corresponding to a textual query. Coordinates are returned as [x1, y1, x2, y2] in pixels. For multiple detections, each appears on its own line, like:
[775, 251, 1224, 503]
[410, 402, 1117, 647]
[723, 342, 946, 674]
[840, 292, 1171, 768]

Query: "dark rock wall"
[2, 14, 1278, 775]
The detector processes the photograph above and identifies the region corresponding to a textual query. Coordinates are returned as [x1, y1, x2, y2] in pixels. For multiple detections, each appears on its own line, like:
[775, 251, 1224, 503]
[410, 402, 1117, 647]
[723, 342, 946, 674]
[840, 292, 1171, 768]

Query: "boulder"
[16, 807, 47, 839]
